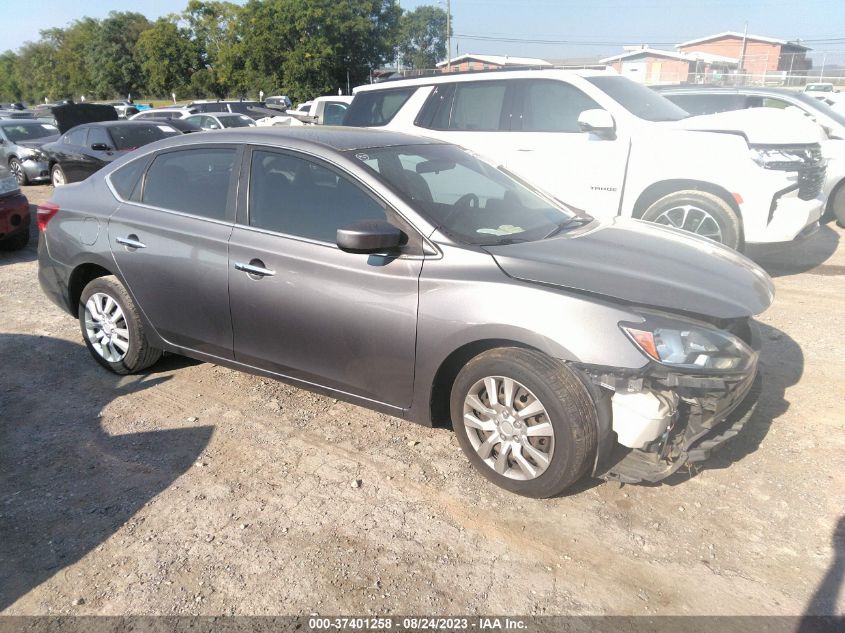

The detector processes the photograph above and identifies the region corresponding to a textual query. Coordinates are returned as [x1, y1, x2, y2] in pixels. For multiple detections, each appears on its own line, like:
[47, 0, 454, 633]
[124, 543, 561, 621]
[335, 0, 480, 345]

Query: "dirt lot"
[1, 184, 844, 618]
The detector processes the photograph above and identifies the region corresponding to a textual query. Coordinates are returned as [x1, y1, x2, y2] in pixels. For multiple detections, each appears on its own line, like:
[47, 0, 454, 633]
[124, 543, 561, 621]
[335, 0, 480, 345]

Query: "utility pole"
[738, 21, 748, 82]
[446, 0, 452, 72]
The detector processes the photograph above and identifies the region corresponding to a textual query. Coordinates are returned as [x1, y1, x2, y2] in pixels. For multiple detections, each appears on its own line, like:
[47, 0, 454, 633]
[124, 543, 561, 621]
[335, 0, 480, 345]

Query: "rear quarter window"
[343, 88, 417, 127]
[109, 157, 149, 201]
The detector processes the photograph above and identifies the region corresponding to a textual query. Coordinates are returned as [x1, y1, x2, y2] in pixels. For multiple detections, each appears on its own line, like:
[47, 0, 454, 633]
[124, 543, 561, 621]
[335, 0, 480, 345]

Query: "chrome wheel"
[463, 376, 554, 480]
[653, 204, 723, 242]
[9, 159, 24, 185]
[84, 293, 130, 363]
[51, 166, 65, 187]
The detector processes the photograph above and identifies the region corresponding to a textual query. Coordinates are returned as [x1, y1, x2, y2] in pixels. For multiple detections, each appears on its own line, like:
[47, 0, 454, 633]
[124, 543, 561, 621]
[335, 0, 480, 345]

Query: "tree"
[58, 18, 102, 99]
[136, 19, 199, 97]
[399, 5, 448, 70]
[220, 0, 401, 102]
[87, 11, 151, 98]
[0, 51, 22, 101]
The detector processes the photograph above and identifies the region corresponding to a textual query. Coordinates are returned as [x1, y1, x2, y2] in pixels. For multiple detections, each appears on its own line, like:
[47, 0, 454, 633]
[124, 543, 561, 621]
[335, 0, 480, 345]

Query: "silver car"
[37, 128, 772, 497]
[0, 119, 59, 185]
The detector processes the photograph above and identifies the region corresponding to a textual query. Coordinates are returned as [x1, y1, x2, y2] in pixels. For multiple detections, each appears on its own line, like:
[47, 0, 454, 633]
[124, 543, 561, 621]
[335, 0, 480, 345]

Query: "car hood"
[671, 108, 827, 145]
[16, 136, 59, 149]
[485, 218, 774, 320]
[52, 104, 118, 134]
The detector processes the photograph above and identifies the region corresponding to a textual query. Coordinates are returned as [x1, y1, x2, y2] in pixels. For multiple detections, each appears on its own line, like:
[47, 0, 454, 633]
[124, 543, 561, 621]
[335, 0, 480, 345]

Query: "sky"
[2, 0, 845, 63]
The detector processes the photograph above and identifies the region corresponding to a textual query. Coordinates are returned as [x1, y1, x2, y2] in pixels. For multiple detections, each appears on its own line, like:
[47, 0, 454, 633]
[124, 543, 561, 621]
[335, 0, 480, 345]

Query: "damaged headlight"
[20, 148, 47, 162]
[749, 147, 810, 171]
[620, 315, 754, 373]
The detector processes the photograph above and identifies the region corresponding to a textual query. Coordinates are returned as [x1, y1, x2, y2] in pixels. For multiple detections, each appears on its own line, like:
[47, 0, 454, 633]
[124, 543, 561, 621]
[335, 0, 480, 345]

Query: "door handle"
[234, 260, 275, 277]
[116, 235, 146, 249]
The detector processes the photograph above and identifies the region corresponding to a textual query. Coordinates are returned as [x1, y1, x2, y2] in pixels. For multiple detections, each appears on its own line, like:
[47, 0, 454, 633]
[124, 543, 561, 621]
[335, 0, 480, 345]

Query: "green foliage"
[0, 0, 441, 104]
[87, 12, 151, 99]
[136, 19, 199, 98]
[399, 5, 449, 70]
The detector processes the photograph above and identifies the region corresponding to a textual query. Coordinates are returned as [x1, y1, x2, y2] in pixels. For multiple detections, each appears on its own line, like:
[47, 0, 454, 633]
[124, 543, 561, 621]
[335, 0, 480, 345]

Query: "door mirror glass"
[337, 220, 402, 253]
[91, 143, 111, 151]
[578, 109, 616, 138]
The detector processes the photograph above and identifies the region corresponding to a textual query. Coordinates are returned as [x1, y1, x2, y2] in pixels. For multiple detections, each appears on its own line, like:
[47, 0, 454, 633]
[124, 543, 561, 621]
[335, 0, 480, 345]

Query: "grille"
[796, 146, 826, 200]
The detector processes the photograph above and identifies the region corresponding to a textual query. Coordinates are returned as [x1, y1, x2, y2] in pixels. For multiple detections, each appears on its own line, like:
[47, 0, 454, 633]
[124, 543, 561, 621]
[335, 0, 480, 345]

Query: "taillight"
[37, 202, 60, 232]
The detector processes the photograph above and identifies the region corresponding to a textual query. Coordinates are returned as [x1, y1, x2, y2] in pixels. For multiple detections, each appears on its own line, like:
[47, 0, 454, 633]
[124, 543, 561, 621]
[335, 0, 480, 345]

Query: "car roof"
[354, 68, 615, 93]
[79, 120, 176, 129]
[653, 85, 799, 97]
[140, 126, 443, 152]
[201, 112, 251, 117]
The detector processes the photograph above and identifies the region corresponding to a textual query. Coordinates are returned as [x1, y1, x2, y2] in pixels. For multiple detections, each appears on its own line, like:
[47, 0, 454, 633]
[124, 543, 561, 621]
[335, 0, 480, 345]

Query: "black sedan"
[42, 121, 181, 186]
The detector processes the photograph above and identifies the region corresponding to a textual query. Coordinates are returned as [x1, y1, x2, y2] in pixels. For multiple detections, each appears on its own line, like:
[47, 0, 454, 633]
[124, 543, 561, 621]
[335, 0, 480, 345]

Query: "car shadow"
[797, 515, 845, 631]
[0, 334, 214, 611]
[653, 322, 802, 487]
[747, 224, 840, 278]
[0, 202, 38, 266]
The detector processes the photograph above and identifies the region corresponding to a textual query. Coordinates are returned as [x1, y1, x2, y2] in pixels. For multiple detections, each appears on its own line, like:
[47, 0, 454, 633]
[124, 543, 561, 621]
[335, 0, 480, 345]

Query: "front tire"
[450, 348, 597, 498]
[51, 164, 67, 187]
[9, 158, 28, 186]
[640, 190, 742, 251]
[78, 276, 162, 374]
[831, 183, 845, 228]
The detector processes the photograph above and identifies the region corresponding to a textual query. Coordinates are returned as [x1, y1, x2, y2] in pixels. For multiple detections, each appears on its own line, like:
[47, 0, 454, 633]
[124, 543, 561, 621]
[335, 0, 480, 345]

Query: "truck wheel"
[79, 276, 162, 374]
[640, 190, 742, 251]
[831, 183, 845, 228]
[450, 348, 597, 498]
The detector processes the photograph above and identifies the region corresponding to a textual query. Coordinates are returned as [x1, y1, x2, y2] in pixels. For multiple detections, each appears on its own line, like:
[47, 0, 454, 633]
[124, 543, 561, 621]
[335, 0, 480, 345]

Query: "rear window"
[109, 124, 180, 150]
[343, 88, 416, 127]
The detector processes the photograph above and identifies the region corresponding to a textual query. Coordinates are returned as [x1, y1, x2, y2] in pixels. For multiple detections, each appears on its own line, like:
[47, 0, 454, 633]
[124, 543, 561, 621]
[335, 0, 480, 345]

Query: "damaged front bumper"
[579, 323, 762, 484]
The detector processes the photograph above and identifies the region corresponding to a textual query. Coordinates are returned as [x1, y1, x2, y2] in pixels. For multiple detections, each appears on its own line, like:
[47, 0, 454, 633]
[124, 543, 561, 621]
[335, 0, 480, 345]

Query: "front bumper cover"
[594, 371, 761, 483]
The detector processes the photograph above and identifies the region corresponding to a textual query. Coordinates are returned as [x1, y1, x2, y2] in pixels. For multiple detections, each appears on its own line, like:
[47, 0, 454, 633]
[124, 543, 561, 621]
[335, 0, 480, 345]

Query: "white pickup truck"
[346, 70, 826, 251]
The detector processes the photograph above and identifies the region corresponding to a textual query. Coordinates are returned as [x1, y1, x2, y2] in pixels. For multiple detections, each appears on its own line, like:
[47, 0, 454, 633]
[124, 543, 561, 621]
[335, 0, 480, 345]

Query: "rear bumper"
[37, 234, 74, 315]
[0, 192, 30, 241]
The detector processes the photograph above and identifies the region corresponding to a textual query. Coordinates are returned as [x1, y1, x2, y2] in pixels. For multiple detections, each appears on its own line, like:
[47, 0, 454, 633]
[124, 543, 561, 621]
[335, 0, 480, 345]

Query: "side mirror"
[337, 220, 402, 254]
[578, 109, 616, 139]
[91, 143, 111, 151]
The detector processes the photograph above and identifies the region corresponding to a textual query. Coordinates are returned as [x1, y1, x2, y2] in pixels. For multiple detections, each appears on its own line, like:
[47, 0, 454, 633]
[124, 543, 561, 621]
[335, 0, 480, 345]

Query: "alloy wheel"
[84, 292, 130, 363]
[653, 204, 723, 243]
[52, 167, 65, 187]
[463, 376, 554, 480]
[9, 160, 24, 185]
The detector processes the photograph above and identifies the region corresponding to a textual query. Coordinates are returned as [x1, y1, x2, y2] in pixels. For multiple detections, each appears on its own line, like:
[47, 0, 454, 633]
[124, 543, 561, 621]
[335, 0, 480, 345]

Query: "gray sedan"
[37, 127, 772, 497]
[0, 120, 59, 185]
[184, 112, 256, 131]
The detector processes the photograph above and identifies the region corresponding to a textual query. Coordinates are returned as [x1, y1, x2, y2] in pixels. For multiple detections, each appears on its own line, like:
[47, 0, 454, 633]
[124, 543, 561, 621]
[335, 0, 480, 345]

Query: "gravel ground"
[1, 184, 843, 617]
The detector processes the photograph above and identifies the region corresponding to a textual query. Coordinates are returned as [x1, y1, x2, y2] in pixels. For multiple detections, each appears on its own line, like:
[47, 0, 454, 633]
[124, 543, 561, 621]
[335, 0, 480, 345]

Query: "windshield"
[350, 144, 581, 245]
[0, 121, 58, 142]
[108, 124, 180, 150]
[586, 76, 690, 122]
[807, 84, 833, 92]
[220, 115, 255, 128]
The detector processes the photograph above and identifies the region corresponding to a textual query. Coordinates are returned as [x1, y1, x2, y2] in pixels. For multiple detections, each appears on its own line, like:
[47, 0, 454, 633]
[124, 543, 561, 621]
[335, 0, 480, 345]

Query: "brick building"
[436, 54, 551, 73]
[676, 32, 811, 77]
[600, 47, 737, 84]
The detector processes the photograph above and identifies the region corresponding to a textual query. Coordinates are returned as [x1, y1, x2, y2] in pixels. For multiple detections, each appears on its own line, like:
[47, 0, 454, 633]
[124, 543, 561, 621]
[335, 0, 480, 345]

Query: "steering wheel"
[442, 193, 480, 225]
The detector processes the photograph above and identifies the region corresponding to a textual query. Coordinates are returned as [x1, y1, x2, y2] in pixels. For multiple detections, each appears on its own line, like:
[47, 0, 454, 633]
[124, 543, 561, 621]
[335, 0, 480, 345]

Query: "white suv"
[346, 70, 826, 251]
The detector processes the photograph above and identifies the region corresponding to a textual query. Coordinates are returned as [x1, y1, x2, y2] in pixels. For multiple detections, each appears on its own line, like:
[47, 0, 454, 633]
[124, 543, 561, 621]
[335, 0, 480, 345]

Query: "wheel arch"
[428, 338, 546, 429]
[68, 262, 116, 314]
[632, 179, 741, 220]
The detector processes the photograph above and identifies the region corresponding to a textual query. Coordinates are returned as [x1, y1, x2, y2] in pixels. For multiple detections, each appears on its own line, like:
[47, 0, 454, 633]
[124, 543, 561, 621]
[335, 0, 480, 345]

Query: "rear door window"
[141, 147, 237, 221]
[343, 88, 416, 127]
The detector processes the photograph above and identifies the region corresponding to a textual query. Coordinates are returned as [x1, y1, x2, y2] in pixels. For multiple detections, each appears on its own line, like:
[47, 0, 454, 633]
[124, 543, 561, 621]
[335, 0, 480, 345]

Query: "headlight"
[620, 315, 754, 373]
[20, 148, 46, 162]
[749, 147, 808, 171]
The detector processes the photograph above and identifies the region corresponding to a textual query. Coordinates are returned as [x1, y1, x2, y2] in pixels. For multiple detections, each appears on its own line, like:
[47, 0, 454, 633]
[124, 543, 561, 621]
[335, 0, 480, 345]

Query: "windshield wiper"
[542, 217, 592, 239]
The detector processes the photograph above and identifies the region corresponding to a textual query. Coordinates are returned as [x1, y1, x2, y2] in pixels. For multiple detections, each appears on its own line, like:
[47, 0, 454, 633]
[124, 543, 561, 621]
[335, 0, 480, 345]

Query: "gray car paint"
[485, 216, 775, 320]
[38, 127, 772, 427]
[0, 122, 58, 182]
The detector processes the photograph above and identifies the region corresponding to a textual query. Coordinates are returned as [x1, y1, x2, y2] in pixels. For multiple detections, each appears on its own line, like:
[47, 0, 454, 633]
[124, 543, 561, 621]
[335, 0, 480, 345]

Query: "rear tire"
[640, 190, 742, 251]
[51, 164, 67, 187]
[78, 276, 162, 374]
[9, 158, 28, 186]
[450, 347, 597, 498]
